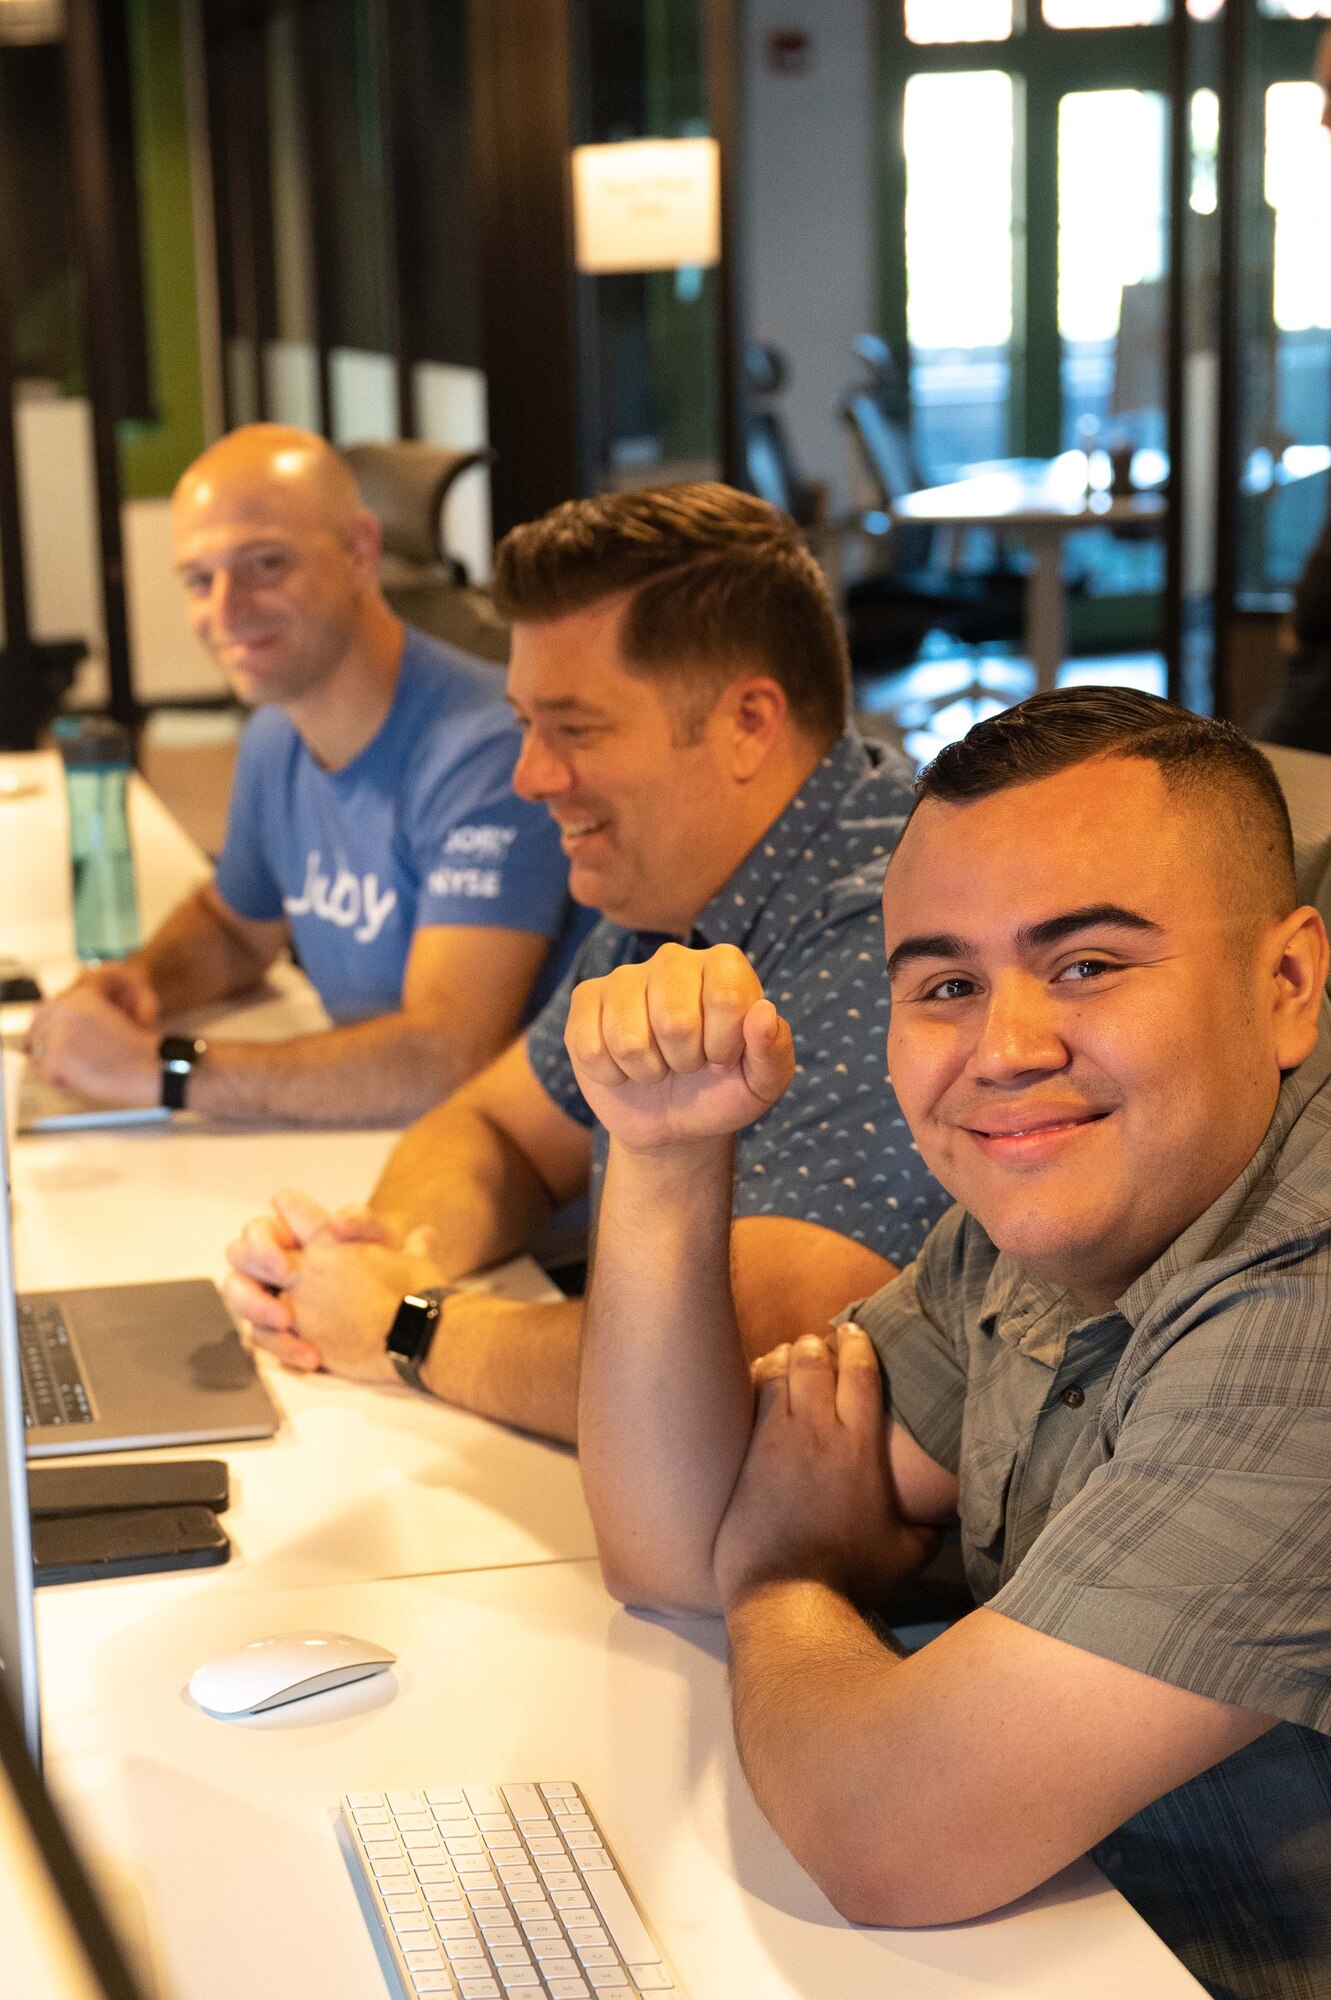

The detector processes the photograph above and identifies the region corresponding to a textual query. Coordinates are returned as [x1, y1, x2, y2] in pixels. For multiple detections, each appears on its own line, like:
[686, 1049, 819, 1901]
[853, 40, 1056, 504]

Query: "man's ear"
[1271, 906, 1329, 1070]
[346, 507, 384, 583]
[721, 676, 790, 781]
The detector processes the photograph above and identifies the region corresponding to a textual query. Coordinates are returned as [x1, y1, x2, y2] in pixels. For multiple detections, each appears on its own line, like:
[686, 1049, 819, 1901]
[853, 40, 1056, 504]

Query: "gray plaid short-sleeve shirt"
[849, 1006, 1331, 2000]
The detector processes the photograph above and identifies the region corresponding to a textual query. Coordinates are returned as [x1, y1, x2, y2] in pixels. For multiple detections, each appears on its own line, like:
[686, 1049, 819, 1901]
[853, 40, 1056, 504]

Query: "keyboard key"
[531, 1942, 575, 1964]
[484, 1832, 522, 1851]
[464, 1786, 506, 1815]
[427, 1899, 469, 1921]
[445, 1940, 487, 1962]
[467, 1890, 506, 1911]
[555, 1814, 594, 1832]
[516, 1816, 553, 1836]
[585, 1875, 656, 1966]
[426, 1789, 465, 1805]
[347, 1792, 384, 1808]
[447, 1838, 485, 1857]
[457, 1979, 500, 1999]
[565, 1833, 603, 1849]
[577, 1853, 613, 1872]
[527, 1837, 565, 1856]
[396, 1814, 435, 1832]
[436, 1921, 480, 1940]
[460, 1872, 499, 1892]
[418, 1866, 458, 1884]
[478, 1921, 521, 1943]
[498, 1972, 540, 1990]
[476, 1813, 513, 1832]
[540, 1784, 578, 1801]
[409, 1975, 453, 1994]
[385, 1893, 424, 1913]
[404, 1949, 445, 1970]
[353, 1807, 391, 1826]
[551, 1892, 591, 1913]
[576, 1947, 619, 1967]
[541, 1872, 581, 1892]
[434, 1803, 476, 1823]
[490, 1946, 532, 1967]
[389, 1792, 426, 1814]
[501, 1785, 546, 1817]
[546, 1982, 590, 2000]
[496, 1862, 538, 1887]
[521, 1920, 563, 1941]
[392, 1914, 432, 1935]
[371, 1858, 411, 1880]
[586, 1973, 630, 1991]
[366, 1841, 401, 1859]
[512, 1900, 554, 1922]
[627, 1968, 673, 1992]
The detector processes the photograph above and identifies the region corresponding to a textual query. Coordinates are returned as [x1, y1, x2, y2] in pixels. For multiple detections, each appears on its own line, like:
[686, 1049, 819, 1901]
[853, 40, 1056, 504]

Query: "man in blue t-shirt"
[27, 425, 590, 1125]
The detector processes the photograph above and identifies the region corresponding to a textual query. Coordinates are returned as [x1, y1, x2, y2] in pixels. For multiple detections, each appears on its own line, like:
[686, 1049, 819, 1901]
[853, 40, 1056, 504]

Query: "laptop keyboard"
[340, 1783, 682, 1999]
[18, 1300, 93, 1429]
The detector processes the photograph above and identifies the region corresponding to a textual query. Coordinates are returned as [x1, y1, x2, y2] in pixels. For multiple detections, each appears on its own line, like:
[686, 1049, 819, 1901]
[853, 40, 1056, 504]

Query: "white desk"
[891, 457, 1167, 695]
[6, 752, 1204, 1998]
[36, 1559, 1204, 2000]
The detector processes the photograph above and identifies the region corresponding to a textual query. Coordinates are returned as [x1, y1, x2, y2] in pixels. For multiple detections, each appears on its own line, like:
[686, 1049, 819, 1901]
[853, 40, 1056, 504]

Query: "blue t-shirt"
[526, 728, 953, 1270]
[213, 625, 594, 1025]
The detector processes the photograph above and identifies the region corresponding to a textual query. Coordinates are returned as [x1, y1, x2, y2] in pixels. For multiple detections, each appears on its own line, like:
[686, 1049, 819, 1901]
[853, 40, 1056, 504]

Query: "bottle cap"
[51, 717, 133, 770]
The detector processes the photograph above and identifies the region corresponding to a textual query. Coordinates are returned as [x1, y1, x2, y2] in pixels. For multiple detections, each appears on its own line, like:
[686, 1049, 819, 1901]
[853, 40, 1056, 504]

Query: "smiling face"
[883, 754, 1324, 1310]
[506, 597, 802, 934]
[172, 431, 379, 709]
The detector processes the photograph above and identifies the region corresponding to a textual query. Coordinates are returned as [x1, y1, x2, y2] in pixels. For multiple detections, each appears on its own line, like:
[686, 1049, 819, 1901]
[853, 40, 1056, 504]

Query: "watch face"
[387, 1294, 437, 1362]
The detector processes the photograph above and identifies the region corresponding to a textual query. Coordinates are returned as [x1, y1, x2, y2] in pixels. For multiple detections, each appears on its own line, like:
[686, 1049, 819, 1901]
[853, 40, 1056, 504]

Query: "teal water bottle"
[53, 718, 141, 962]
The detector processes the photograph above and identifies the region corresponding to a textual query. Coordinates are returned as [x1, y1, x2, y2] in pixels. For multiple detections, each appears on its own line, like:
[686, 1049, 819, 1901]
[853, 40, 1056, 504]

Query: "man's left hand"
[25, 985, 158, 1106]
[223, 1189, 444, 1385]
[714, 1324, 938, 1613]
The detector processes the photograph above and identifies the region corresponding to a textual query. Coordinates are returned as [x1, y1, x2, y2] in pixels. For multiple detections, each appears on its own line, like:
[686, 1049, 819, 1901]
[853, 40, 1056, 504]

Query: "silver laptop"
[1, 1067, 278, 1459]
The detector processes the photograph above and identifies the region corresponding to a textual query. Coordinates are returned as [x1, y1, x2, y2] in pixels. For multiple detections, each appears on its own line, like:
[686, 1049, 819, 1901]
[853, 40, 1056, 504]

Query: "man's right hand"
[564, 942, 795, 1153]
[50, 959, 159, 1029]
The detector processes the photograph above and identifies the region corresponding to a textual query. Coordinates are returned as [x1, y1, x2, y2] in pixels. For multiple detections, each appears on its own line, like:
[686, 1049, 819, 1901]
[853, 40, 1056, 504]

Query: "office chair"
[743, 343, 826, 532]
[341, 440, 510, 665]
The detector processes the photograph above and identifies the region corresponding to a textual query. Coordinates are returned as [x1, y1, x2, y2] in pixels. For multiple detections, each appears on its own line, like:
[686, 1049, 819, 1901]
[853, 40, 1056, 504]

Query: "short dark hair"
[915, 687, 1297, 914]
[491, 482, 850, 745]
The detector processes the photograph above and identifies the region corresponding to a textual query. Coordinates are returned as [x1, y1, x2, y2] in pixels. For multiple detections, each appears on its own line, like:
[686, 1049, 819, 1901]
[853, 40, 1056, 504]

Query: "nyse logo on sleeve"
[284, 852, 398, 944]
[427, 823, 517, 902]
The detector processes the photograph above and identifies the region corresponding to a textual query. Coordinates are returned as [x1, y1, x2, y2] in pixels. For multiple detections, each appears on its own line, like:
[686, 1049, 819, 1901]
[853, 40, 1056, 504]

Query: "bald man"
[26, 425, 591, 1124]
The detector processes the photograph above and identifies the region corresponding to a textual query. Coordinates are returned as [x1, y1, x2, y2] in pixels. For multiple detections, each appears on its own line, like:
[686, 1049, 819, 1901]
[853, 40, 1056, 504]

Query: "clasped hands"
[223, 1190, 445, 1385]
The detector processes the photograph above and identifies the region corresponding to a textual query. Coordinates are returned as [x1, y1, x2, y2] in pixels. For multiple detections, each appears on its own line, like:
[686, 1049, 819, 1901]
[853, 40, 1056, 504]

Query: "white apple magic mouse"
[188, 1630, 397, 1718]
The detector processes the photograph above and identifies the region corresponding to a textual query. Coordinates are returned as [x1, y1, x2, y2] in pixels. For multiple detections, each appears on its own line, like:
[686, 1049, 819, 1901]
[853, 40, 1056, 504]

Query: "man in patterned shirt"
[574, 690, 1331, 1998]
[223, 485, 951, 1440]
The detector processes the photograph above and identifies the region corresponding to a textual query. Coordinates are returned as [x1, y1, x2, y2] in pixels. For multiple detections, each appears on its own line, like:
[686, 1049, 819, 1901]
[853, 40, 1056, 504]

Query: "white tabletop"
[892, 456, 1167, 532]
[36, 1558, 1204, 2000]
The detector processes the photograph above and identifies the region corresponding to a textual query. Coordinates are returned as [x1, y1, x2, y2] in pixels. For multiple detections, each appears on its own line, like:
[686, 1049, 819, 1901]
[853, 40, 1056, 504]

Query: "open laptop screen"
[0, 1056, 41, 1759]
[0, 1663, 146, 2000]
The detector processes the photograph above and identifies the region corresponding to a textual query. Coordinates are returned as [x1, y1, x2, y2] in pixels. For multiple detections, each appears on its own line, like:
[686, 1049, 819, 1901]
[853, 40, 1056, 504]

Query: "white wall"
[741, 0, 879, 510]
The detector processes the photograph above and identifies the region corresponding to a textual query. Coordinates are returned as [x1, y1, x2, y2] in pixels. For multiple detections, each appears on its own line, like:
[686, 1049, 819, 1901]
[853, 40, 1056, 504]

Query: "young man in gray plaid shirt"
[574, 688, 1331, 2000]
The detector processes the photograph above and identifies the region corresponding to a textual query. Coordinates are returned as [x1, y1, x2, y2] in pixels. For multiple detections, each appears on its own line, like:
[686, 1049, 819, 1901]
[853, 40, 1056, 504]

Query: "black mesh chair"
[837, 336, 1026, 680]
[340, 440, 510, 665]
[743, 343, 826, 532]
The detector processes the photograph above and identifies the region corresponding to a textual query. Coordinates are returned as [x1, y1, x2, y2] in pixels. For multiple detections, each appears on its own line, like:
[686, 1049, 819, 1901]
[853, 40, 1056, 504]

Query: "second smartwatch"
[158, 1034, 208, 1111]
[386, 1286, 456, 1392]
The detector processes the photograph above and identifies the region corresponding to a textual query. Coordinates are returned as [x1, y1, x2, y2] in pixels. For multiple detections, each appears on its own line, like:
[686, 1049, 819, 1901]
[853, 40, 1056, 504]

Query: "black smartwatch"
[386, 1286, 456, 1392]
[158, 1034, 208, 1111]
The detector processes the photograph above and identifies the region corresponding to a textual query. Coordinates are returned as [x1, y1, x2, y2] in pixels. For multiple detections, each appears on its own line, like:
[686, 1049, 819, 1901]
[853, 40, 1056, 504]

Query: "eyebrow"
[886, 903, 1162, 979]
[509, 696, 612, 719]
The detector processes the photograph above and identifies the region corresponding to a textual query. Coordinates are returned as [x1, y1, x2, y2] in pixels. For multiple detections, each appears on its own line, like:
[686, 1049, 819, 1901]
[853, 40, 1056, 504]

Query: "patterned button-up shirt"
[849, 1007, 1331, 2000]
[525, 727, 951, 1268]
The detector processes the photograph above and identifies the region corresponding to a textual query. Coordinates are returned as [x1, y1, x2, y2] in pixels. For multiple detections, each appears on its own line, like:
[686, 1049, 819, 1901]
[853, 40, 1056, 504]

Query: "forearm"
[133, 888, 271, 1013]
[727, 1580, 913, 1920]
[185, 1011, 492, 1126]
[420, 1292, 583, 1443]
[370, 1099, 557, 1273]
[579, 1137, 753, 1615]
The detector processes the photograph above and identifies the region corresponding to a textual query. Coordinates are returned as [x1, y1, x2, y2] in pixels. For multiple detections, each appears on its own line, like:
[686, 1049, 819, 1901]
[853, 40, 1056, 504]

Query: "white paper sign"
[572, 137, 721, 275]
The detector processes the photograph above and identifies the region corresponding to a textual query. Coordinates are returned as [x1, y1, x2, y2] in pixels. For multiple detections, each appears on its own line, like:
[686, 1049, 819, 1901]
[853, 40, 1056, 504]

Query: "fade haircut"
[915, 687, 1297, 917]
[491, 483, 851, 746]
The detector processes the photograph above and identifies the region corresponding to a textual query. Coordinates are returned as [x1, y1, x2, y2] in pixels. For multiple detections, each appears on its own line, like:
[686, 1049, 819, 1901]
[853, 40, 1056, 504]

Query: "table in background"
[891, 458, 1167, 695]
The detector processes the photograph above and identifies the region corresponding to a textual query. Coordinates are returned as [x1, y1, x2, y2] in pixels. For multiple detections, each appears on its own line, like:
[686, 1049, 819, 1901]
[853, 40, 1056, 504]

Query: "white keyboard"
[340, 1782, 685, 2000]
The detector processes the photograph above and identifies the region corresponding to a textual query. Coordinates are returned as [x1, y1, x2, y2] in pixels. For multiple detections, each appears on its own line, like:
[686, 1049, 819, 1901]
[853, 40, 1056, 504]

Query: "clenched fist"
[564, 942, 795, 1151]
